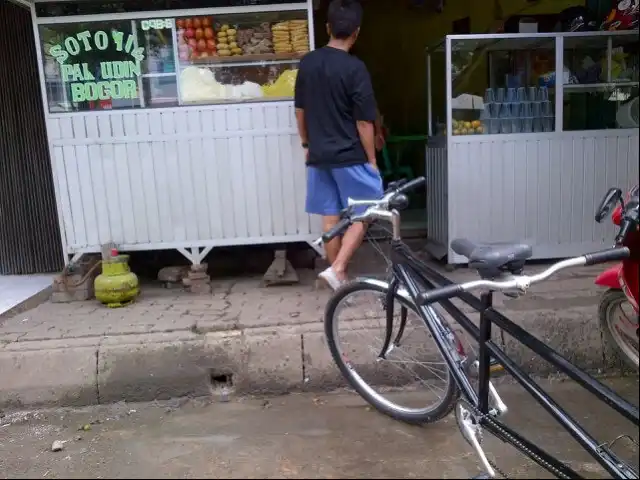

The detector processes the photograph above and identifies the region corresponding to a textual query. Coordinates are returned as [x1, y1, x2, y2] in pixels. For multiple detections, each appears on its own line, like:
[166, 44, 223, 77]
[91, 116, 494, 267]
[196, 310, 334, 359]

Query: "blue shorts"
[306, 163, 384, 216]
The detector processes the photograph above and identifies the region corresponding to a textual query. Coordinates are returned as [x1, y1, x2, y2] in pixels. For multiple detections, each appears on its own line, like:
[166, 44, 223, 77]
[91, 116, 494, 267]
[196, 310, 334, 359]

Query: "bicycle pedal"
[468, 359, 505, 377]
[489, 358, 505, 375]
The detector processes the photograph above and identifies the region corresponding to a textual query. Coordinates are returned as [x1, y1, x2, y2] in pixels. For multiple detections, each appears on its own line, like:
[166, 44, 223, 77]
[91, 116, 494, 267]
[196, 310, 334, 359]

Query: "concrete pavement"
[0, 378, 637, 478]
[0, 243, 631, 409]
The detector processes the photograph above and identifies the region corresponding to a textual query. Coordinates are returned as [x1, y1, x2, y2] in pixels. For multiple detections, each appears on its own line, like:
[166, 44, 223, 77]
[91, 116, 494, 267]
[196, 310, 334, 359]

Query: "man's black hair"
[327, 0, 363, 39]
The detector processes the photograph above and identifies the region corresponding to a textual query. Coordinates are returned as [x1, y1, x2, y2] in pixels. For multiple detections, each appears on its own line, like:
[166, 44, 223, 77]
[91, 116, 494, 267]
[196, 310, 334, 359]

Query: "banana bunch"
[271, 20, 309, 55]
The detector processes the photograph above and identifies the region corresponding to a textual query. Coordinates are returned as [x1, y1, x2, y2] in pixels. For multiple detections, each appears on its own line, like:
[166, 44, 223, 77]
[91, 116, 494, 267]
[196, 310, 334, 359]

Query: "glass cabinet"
[426, 30, 639, 138]
[39, 5, 311, 112]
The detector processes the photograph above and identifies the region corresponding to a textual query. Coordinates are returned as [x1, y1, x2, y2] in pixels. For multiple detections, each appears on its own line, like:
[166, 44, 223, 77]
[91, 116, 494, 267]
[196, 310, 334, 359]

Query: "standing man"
[294, 0, 382, 290]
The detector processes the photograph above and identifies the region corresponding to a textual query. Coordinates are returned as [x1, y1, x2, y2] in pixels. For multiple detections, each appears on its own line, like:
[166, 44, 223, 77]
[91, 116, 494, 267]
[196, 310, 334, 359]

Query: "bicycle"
[314, 177, 639, 479]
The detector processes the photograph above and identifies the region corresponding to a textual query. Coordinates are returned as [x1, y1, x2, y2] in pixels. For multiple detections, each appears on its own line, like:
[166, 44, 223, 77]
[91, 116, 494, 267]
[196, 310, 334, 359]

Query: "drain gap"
[209, 372, 233, 387]
[300, 333, 307, 384]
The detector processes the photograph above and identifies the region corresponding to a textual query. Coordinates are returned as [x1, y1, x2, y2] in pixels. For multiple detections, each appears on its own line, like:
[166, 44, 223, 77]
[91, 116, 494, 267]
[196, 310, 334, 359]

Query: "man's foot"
[318, 267, 346, 291]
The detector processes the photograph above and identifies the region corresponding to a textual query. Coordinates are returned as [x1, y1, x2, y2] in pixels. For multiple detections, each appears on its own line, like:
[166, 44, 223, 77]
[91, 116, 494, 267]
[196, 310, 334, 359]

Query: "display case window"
[430, 32, 640, 137]
[39, 9, 309, 113]
[448, 36, 556, 136]
[175, 11, 308, 105]
[40, 21, 146, 112]
[35, 1, 299, 18]
[562, 33, 639, 131]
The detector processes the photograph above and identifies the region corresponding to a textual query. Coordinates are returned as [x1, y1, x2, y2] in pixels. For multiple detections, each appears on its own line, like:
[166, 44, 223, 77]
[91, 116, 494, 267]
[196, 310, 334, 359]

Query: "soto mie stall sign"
[49, 30, 145, 103]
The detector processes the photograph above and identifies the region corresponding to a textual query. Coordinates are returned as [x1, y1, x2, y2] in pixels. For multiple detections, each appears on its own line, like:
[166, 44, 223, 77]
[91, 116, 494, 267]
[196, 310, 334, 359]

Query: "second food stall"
[425, 30, 639, 265]
[32, 0, 320, 266]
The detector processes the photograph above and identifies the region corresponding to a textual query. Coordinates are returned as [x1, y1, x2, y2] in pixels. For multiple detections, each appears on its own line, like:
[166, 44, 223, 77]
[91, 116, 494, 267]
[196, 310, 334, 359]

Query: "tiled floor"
[0, 274, 54, 317]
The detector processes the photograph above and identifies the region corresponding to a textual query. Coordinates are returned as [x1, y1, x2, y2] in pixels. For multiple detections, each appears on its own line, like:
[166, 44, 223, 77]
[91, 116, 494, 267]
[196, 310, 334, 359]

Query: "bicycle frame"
[388, 240, 640, 479]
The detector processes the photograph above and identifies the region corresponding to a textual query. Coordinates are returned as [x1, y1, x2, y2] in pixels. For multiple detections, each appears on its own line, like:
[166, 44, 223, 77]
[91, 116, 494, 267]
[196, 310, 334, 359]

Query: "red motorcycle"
[594, 184, 639, 370]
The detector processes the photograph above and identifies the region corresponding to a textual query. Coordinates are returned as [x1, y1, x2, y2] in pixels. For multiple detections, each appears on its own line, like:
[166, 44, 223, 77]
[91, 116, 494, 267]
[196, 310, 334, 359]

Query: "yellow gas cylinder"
[94, 250, 139, 308]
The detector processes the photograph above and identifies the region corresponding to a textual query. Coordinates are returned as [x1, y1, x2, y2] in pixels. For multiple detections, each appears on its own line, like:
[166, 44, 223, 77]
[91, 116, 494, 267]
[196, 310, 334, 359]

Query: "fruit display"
[237, 22, 273, 55]
[216, 24, 242, 57]
[176, 16, 217, 60]
[452, 119, 484, 135]
[271, 19, 309, 55]
[176, 16, 309, 61]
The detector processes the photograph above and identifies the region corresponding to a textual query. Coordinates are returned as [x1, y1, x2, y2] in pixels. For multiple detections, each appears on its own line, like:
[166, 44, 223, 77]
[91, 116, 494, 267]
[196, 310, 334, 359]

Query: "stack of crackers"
[271, 19, 309, 55]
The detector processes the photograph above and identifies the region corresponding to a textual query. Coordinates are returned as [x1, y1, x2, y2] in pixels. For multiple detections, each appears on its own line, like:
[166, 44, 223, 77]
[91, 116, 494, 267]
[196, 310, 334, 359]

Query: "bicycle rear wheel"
[324, 280, 460, 424]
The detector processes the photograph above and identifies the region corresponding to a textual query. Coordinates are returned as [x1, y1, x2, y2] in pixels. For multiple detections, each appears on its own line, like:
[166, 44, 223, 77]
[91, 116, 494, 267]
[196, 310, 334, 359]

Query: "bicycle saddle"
[451, 238, 533, 279]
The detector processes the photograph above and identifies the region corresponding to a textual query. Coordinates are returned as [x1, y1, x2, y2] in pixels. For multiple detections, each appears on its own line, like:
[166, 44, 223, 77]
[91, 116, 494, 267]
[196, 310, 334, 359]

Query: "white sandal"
[318, 267, 346, 291]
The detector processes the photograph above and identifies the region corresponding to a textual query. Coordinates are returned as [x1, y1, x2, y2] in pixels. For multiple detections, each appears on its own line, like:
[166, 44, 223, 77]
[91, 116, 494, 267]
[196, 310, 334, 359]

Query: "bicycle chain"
[466, 402, 571, 479]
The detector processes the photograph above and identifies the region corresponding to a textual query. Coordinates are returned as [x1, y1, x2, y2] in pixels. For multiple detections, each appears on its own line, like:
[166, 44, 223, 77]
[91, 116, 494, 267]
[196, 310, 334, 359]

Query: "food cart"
[30, 0, 320, 267]
[425, 30, 639, 265]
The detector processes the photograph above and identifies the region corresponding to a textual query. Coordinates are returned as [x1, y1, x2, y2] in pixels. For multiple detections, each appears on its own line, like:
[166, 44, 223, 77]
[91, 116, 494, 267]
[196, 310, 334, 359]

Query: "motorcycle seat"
[451, 238, 533, 279]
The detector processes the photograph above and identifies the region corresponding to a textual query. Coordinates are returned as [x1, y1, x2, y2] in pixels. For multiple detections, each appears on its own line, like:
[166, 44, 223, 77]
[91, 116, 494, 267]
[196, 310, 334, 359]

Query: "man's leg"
[321, 216, 342, 265]
[305, 166, 342, 265]
[331, 164, 384, 282]
[332, 221, 367, 281]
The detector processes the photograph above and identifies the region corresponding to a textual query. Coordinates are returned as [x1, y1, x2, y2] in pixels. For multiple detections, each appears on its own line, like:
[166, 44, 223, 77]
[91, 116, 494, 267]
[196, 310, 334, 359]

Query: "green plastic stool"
[378, 134, 429, 184]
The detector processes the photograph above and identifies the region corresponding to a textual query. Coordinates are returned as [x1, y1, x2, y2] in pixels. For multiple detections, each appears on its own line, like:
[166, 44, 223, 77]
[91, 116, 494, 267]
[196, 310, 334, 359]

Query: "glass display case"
[562, 33, 638, 130]
[424, 31, 639, 266]
[426, 30, 639, 137]
[39, 7, 310, 112]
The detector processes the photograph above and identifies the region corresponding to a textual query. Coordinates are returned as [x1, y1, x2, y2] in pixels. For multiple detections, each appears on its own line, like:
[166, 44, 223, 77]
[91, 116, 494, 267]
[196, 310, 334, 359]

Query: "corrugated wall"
[0, 1, 64, 274]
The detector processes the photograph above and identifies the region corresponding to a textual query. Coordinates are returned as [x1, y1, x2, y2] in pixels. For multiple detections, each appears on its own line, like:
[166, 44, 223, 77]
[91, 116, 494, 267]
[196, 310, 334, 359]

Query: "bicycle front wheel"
[324, 280, 460, 424]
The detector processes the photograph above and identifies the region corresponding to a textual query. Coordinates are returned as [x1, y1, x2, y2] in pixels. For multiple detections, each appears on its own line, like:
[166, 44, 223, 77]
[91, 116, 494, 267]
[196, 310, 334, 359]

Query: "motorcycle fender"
[595, 265, 622, 288]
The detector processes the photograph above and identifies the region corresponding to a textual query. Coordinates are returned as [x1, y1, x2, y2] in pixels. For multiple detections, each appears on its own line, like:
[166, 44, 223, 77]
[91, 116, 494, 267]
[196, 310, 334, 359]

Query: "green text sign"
[49, 30, 145, 103]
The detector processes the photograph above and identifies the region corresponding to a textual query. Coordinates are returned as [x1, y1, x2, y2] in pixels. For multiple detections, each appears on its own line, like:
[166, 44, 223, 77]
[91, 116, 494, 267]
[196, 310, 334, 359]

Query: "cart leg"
[444, 263, 458, 272]
[177, 247, 212, 294]
[306, 239, 325, 258]
[51, 253, 100, 303]
[69, 252, 84, 266]
[263, 249, 299, 287]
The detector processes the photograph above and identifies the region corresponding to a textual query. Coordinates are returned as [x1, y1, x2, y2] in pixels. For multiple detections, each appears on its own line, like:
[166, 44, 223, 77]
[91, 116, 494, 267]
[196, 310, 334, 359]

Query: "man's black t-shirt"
[294, 46, 377, 168]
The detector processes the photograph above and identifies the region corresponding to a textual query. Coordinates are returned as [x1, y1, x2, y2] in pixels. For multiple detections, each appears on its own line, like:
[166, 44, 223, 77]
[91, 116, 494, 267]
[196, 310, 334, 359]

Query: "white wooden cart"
[425, 31, 639, 265]
[28, 0, 321, 267]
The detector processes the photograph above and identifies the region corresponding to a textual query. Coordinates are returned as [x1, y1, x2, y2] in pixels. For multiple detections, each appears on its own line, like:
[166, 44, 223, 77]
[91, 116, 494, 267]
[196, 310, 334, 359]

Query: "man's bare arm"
[356, 120, 377, 167]
[295, 108, 308, 145]
[374, 108, 383, 134]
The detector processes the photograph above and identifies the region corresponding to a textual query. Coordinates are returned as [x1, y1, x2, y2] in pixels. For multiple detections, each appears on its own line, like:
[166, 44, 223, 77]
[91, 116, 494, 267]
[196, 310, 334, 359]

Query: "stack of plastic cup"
[531, 98, 554, 132]
[499, 102, 513, 134]
[483, 89, 497, 134]
[520, 102, 533, 133]
[481, 86, 554, 134]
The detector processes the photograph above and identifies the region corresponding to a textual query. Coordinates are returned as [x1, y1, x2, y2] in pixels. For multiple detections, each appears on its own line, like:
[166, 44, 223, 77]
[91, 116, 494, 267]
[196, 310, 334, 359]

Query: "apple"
[195, 28, 204, 40]
[197, 39, 207, 51]
[188, 38, 198, 50]
[185, 18, 193, 28]
[201, 17, 211, 27]
[206, 39, 216, 51]
[200, 51, 209, 58]
[184, 28, 195, 39]
[204, 27, 214, 39]
[176, 19, 185, 28]
[193, 17, 202, 29]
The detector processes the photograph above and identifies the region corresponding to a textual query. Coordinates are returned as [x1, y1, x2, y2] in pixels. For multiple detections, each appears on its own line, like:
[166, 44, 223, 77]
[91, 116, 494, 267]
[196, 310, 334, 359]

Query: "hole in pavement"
[210, 372, 233, 387]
